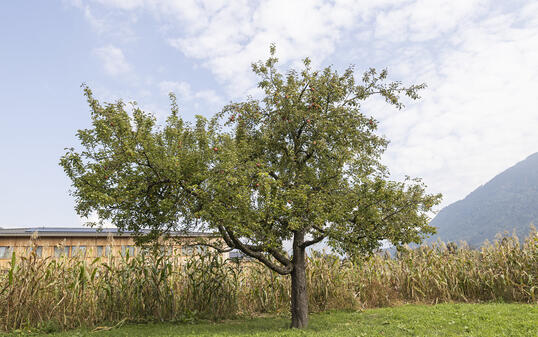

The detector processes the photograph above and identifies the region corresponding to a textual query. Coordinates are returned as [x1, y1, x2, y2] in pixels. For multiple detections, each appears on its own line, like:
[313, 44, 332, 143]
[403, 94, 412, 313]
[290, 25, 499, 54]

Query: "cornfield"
[0, 230, 536, 332]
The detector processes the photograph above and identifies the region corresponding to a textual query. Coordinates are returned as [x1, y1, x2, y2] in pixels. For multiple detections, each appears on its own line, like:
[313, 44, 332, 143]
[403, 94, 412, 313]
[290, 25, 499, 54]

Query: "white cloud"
[68, 0, 137, 39]
[159, 80, 223, 110]
[82, 0, 396, 95]
[159, 80, 191, 98]
[93, 0, 144, 10]
[374, 0, 489, 42]
[79, 0, 495, 97]
[67, 0, 108, 33]
[75, 0, 538, 209]
[94, 45, 131, 75]
[164, 0, 369, 96]
[376, 7, 538, 206]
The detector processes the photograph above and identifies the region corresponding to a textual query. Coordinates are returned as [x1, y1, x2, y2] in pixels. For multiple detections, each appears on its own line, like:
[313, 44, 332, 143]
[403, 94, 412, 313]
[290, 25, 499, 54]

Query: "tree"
[60, 46, 441, 329]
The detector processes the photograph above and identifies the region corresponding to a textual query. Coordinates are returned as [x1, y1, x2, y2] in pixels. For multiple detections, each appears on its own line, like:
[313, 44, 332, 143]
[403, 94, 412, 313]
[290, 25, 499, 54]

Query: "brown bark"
[290, 231, 308, 329]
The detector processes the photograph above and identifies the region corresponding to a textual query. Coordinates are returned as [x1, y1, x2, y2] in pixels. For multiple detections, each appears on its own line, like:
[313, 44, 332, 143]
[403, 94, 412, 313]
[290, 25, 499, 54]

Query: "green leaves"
[61, 47, 440, 261]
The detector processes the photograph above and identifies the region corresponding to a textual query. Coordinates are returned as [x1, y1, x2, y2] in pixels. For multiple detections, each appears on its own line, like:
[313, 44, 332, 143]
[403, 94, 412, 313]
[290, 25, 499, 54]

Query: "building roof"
[0, 227, 216, 238]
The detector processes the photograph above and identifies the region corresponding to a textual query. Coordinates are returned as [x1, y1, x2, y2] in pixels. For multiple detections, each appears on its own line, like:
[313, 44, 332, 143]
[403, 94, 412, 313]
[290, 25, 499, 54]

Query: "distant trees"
[60, 46, 441, 328]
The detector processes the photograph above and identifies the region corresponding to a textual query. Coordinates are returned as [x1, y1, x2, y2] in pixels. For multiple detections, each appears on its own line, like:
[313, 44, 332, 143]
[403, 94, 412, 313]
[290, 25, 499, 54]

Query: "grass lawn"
[7, 303, 537, 337]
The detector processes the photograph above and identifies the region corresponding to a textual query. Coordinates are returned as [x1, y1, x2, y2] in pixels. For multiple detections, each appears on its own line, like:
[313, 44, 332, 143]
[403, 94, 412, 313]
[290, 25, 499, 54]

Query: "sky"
[0, 0, 537, 228]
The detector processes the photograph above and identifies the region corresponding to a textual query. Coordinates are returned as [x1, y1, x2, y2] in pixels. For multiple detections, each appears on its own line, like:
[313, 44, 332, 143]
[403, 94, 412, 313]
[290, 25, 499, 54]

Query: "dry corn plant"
[0, 229, 536, 332]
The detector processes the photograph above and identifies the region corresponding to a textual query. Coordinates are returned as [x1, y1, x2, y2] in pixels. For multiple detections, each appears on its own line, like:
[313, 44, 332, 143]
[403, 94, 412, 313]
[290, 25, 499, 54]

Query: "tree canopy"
[60, 46, 441, 328]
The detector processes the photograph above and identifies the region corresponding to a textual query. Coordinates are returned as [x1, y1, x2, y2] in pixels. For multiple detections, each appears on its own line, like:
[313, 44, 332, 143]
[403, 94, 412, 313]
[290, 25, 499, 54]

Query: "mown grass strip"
[8, 303, 537, 337]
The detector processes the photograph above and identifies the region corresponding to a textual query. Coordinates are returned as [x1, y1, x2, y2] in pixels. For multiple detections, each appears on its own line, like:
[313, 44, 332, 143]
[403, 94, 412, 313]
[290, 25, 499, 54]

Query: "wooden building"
[0, 227, 223, 268]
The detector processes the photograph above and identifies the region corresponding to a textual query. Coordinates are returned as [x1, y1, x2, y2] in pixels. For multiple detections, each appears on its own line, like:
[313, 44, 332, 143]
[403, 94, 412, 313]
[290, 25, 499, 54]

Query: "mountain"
[429, 152, 538, 247]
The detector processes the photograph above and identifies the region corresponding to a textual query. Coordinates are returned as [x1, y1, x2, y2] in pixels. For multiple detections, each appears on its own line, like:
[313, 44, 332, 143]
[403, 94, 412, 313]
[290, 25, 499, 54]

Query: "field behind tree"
[1, 230, 536, 333]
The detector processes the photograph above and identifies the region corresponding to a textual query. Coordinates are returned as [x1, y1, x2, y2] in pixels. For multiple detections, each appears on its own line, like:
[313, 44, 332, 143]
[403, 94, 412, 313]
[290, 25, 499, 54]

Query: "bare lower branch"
[217, 225, 236, 249]
[224, 227, 292, 275]
[267, 247, 292, 266]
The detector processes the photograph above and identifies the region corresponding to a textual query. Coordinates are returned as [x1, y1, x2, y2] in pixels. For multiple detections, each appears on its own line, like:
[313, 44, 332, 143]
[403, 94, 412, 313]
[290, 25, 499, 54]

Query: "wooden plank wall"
[0, 236, 216, 269]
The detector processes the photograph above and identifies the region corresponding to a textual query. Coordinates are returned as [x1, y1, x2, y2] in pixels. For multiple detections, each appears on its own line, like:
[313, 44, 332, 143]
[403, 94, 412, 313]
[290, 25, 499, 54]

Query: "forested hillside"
[429, 152, 538, 247]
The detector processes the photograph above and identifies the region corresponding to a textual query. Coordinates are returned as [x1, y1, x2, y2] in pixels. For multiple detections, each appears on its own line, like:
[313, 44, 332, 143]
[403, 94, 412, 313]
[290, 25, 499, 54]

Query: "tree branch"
[264, 242, 291, 266]
[223, 227, 292, 275]
[217, 225, 236, 249]
[297, 80, 310, 103]
[381, 200, 415, 223]
[300, 234, 326, 248]
[186, 242, 234, 253]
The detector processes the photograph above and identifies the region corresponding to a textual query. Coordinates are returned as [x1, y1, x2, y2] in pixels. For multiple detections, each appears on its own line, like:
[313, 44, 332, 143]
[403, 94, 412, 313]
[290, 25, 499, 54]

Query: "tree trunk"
[290, 231, 308, 329]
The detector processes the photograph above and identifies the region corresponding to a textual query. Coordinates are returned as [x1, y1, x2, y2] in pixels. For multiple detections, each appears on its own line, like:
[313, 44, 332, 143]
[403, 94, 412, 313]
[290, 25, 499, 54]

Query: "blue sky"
[1, 0, 537, 228]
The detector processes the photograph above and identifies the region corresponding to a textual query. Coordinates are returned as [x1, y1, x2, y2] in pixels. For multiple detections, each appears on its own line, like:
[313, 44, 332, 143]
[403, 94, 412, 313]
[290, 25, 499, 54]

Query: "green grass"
[7, 303, 537, 337]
